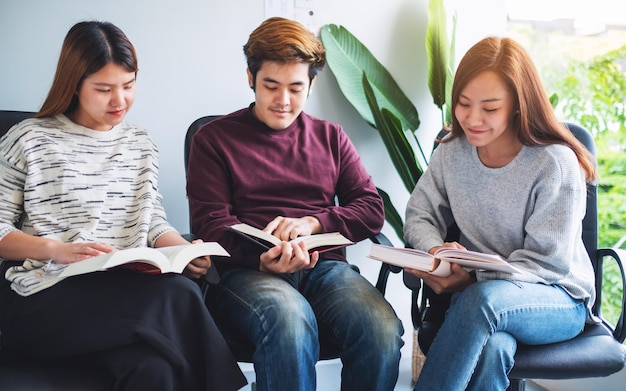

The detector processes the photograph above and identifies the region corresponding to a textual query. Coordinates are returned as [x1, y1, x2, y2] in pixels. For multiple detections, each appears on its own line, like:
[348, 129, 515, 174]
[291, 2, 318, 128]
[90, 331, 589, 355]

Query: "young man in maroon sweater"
[186, 17, 404, 391]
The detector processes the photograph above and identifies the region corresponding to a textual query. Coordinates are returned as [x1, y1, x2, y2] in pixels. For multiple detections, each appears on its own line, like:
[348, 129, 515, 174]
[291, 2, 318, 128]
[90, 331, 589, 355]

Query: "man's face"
[248, 61, 315, 130]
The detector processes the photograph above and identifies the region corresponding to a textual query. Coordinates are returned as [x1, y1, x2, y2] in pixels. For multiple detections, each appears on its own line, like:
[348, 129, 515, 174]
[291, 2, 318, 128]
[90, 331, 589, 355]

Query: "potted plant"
[320, 0, 456, 242]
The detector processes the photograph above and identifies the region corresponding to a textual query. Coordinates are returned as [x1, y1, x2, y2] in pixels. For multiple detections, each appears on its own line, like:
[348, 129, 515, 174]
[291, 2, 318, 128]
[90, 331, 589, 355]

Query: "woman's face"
[71, 63, 136, 131]
[454, 70, 515, 149]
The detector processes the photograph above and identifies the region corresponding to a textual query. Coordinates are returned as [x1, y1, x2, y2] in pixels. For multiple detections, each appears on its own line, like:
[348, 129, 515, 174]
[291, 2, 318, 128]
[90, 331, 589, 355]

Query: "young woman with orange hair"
[404, 36, 596, 390]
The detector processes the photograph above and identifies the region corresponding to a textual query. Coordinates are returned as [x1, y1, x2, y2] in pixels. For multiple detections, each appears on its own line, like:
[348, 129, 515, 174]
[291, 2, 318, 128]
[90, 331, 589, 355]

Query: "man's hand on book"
[263, 216, 322, 241]
[259, 240, 320, 274]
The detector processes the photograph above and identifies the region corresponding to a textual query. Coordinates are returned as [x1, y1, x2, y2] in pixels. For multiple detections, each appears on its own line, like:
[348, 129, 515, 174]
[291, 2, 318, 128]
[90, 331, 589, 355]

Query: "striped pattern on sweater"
[0, 114, 175, 295]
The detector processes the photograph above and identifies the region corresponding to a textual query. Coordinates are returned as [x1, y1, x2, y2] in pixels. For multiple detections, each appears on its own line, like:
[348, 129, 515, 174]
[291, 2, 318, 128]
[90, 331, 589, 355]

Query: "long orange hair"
[445, 36, 596, 181]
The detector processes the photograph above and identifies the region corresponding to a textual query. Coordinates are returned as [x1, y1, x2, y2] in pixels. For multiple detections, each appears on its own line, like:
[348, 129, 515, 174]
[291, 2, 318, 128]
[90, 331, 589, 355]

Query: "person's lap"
[416, 280, 587, 391]
[1, 269, 247, 391]
[211, 260, 404, 390]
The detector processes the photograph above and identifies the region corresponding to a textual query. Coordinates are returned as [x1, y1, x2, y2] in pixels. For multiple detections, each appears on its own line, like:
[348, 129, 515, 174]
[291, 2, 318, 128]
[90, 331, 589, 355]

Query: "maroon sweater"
[186, 106, 384, 270]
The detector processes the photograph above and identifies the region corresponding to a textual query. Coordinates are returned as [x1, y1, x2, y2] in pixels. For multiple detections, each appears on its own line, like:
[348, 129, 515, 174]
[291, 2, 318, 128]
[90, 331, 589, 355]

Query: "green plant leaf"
[363, 73, 423, 193]
[377, 187, 405, 243]
[320, 24, 420, 131]
[444, 11, 457, 127]
[549, 92, 559, 108]
[426, 0, 450, 111]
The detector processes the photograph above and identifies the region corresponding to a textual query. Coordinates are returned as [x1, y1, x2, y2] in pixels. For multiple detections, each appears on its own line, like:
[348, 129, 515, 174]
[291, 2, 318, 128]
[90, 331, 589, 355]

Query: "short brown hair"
[36, 21, 138, 118]
[243, 17, 325, 86]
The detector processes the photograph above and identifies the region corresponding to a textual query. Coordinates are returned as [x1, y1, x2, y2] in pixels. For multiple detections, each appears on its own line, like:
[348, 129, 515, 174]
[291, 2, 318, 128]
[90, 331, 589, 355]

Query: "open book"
[227, 223, 354, 253]
[59, 242, 229, 278]
[368, 244, 521, 277]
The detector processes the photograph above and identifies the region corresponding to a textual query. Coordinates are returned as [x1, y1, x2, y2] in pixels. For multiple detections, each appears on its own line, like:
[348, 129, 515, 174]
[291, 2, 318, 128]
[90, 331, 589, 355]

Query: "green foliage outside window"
[548, 44, 626, 329]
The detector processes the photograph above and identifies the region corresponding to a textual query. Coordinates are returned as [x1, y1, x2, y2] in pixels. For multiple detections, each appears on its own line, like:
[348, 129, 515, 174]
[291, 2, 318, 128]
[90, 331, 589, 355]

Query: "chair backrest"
[563, 123, 601, 313]
[184, 115, 222, 174]
[0, 110, 35, 138]
[184, 115, 222, 236]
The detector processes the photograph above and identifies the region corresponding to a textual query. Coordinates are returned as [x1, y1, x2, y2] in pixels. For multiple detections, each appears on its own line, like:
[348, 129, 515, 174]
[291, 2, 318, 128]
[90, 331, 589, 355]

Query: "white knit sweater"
[0, 115, 176, 295]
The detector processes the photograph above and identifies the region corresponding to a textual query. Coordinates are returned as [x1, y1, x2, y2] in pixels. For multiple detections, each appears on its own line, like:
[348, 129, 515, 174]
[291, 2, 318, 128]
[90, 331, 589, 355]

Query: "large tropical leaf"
[444, 12, 457, 127]
[320, 24, 420, 131]
[363, 73, 423, 193]
[426, 0, 450, 113]
[377, 187, 405, 243]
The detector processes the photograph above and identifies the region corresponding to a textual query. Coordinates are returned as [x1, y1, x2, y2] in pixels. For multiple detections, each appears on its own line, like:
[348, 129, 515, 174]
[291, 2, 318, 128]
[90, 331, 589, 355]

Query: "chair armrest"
[368, 232, 402, 295]
[597, 247, 626, 342]
[369, 232, 394, 246]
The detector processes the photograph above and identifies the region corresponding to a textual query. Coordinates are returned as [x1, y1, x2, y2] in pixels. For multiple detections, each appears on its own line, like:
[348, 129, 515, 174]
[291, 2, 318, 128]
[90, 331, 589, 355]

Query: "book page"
[59, 248, 167, 278]
[434, 248, 505, 263]
[367, 244, 435, 270]
[291, 232, 354, 252]
[227, 223, 281, 248]
[155, 242, 230, 273]
[434, 248, 521, 274]
[228, 223, 352, 253]
[367, 244, 520, 276]
[59, 243, 229, 278]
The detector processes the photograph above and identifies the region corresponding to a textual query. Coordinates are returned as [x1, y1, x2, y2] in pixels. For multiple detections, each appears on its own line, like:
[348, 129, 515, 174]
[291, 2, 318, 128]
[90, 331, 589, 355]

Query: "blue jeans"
[211, 260, 404, 391]
[414, 280, 587, 391]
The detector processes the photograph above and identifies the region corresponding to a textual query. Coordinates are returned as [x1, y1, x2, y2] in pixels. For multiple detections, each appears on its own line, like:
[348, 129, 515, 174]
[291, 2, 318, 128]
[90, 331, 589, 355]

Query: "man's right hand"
[259, 241, 319, 274]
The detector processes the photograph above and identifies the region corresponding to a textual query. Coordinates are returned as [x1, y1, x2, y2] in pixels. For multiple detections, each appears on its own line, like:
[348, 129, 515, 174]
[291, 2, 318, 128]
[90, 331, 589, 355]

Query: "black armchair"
[184, 115, 402, 386]
[404, 123, 626, 391]
[0, 110, 111, 389]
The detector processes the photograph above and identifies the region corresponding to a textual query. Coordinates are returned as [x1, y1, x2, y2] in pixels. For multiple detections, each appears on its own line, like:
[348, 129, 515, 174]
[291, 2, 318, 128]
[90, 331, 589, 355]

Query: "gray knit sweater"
[404, 135, 596, 320]
[0, 115, 176, 295]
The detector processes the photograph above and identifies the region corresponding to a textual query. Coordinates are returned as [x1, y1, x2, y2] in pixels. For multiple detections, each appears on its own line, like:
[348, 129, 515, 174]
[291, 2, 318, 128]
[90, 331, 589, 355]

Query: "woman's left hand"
[406, 263, 476, 294]
[183, 239, 212, 280]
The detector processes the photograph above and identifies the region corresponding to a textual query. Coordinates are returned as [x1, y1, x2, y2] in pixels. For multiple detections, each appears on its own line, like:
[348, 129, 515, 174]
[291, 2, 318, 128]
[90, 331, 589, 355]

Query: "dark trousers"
[0, 267, 247, 391]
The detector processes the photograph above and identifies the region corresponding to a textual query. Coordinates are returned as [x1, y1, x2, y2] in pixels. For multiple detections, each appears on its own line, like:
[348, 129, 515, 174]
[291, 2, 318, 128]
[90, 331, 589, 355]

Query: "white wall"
[0, 0, 506, 237]
[0, 0, 505, 366]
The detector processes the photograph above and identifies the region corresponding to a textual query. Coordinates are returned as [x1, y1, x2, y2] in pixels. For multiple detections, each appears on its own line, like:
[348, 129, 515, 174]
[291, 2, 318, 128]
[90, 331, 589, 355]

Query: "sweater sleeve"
[481, 147, 589, 284]
[0, 125, 27, 241]
[310, 129, 384, 243]
[403, 143, 455, 252]
[186, 112, 384, 270]
[186, 121, 263, 269]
